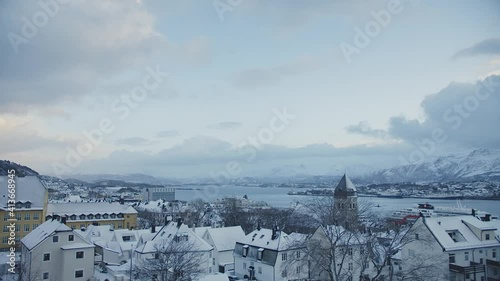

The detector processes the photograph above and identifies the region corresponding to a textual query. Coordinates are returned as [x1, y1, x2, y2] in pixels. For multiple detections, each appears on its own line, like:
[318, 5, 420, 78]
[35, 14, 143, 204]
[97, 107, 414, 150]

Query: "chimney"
[257, 221, 261, 231]
[61, 216, 67, 225]
[152, 225, 156, 233]
[485, 214, 491, 222]
[472, 209, 476, 217]
[177, 218, 183, 228]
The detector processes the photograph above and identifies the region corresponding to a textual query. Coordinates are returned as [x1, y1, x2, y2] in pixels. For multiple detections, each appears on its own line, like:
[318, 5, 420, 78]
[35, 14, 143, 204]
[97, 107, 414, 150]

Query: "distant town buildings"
[0, 176, 48, 250]
[46, 202, 138, 230]
[142, 187, 175, 202]
[20, 219, 95, 281]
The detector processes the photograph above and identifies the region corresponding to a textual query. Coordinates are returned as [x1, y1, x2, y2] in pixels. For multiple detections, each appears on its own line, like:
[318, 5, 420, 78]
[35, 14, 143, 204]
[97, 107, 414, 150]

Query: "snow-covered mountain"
[364, 149, 500, 183]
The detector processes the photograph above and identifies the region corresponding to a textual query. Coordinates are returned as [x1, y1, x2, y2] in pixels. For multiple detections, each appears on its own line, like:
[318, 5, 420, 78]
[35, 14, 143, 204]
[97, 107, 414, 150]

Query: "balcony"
[449, 262, 485, 274]
[487, 259, 500, 267]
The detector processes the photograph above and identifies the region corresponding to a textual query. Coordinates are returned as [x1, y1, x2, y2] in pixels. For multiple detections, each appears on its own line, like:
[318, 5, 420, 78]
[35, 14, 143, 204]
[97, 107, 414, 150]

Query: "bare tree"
[134, 238, 206, 281]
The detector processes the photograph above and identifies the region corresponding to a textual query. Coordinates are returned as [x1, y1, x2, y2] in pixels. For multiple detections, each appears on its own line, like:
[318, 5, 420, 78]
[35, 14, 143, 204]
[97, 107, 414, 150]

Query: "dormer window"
[79, 214, 86, 220]
[87, 214, 94, 220]
[95, 214, 101, 219]
[257, 248, 264, 261]
[103, 214, 109, 219]
[110, 213, 117, 219]
[242, 245, 249, 257]
[70, 215, 77, 220]
[486, 234, 491, 240]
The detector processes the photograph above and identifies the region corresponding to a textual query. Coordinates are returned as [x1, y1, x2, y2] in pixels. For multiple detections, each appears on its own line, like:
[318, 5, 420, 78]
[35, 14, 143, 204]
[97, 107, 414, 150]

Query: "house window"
[16, 213, 21, 221]
[25, 213, 30, 220]
[348, 247, 353, 256]
[296, 266, 301, 274]
[242, 245, 248, 257]
[258, 267, 262, 274]
[349, 263, 353, 271]
[76, 251, 84, 259]
[122, 235, 131, 242]
[24, 224, 29, 232]
[69, 235, 74, 241]
[33, 213, 39, 220]
[465, 252, 469, 261]
[415, 234, 419, 240]
[43, 272, 49, 279]
[32, 224, 38, 230]
[449, 254, 456, 263]
[75, 270, 84, 278]
[243, 262, 247, 270]
[493, 249, 497, 258]
[53, 236, 59, 243]
[486, 234, 491, 240]
[282, 253, 288, 261]
[282, 269, 287, 277]
[296, 251, 300, 259]
[408, 249, 415, 257]
[2, 226, 7, 233]
[43, 253, 50, 261]
[2, 237, 8, 244]
[3, 214, 8, 221]
[15, 225, 20, 232]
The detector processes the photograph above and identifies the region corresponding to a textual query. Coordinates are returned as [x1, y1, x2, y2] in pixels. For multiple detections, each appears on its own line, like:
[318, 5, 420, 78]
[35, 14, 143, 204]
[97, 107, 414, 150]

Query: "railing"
[487, 259, 500, 267]
[449, 262, 485, 274]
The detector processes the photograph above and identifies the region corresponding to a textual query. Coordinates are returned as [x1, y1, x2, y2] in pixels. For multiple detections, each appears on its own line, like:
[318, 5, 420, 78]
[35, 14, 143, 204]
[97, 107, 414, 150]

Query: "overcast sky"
[1, 0, 499, 178]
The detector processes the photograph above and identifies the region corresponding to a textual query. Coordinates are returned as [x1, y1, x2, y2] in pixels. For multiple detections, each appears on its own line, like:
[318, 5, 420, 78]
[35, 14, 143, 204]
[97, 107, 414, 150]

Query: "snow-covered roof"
[21, 220, 72, 251]
[334, 174, 357, 193]
[77, 225, 157, 255]
[136, 222, 213, 254]
[47, 202, 137, 216]
[205, 226, 245, 252]
[424, 215, 500, 251]
[61, 243, 94, 250]
[0, 176, 47, 209]
[238, 228, 306, 251]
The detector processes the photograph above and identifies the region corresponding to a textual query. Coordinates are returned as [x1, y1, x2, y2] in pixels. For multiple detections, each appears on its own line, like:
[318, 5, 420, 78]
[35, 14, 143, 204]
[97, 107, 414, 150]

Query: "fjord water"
[175, 185, 500, 216]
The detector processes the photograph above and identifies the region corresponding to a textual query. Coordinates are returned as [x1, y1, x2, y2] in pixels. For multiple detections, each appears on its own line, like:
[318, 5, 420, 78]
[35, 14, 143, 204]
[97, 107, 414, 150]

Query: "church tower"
[334, 174, 358, 225]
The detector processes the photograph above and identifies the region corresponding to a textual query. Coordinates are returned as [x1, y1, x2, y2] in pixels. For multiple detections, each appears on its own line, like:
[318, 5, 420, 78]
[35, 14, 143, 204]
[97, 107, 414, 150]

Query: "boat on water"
[390, 202, 497, 224]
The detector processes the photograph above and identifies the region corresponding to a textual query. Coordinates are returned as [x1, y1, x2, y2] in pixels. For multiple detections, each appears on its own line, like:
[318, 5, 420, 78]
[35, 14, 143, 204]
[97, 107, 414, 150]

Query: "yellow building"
[0, 176, 49, 249]
[46, 202, 137, 230]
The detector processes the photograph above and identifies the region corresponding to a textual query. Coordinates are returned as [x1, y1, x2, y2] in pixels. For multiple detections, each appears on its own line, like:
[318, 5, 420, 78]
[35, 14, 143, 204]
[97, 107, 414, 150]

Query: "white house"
[134, 220, 214, 277]
[20, 219, 95, 281]
[76, 224, 157, 265]
[402, 215, 500, 281]
[197, 226, 245, 273]
[233, 226, 308, 281]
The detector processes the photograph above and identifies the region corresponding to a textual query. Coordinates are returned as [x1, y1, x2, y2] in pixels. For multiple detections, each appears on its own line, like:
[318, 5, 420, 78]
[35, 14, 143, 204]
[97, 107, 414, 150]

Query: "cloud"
[231, 56, 324, 90]
[0, 0, 210, 114]
[66, 135, 408, 178]
[207, 122, 242, 130]
[345, 121, 388, 139]
[347, 75, 500, 149]
[156, 130, 180, 138]
[115, 137, 152, 146]
[0, 117, 66, 154]
[452, 38, 500, 59]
